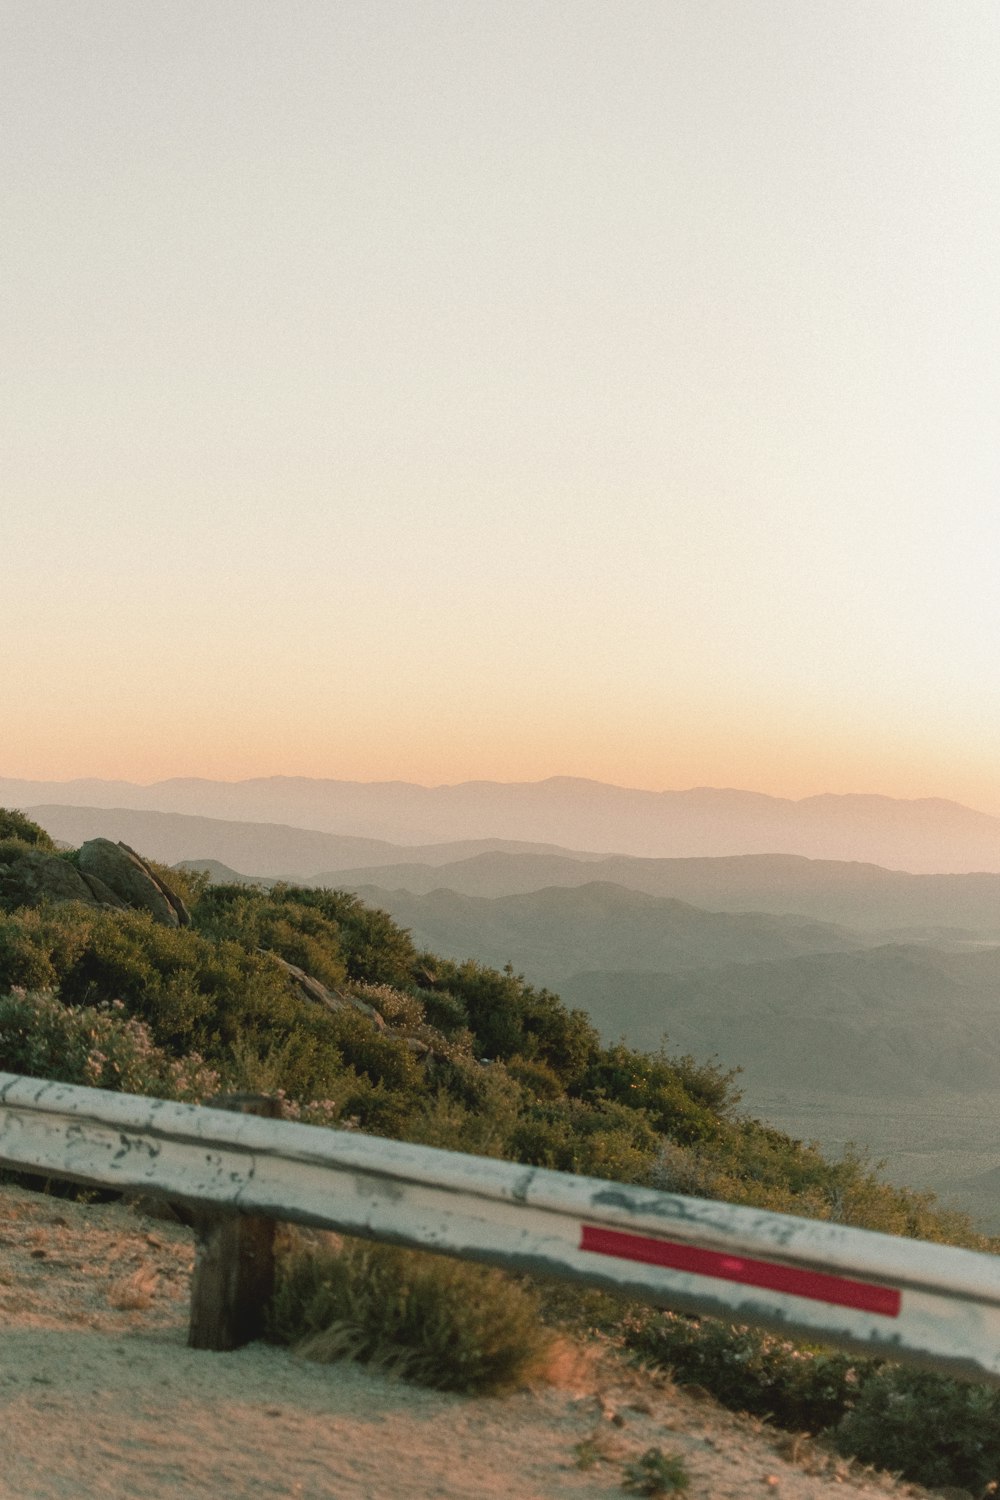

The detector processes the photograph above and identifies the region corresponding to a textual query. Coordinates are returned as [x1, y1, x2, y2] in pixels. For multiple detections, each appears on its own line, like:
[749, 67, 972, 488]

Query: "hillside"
[6, 773, 1000, 870]
[562, 944, 1000, 1098]
[4, 808, 1000, 1494]
[346, 880, 872, 985]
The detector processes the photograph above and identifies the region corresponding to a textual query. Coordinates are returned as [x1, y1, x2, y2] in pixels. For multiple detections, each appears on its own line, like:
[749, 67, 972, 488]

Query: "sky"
[4, 2, 999, 810]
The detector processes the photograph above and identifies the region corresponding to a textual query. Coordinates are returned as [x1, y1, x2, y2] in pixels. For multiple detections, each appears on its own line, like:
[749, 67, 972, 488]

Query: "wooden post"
[186, 1093, 283, 1351]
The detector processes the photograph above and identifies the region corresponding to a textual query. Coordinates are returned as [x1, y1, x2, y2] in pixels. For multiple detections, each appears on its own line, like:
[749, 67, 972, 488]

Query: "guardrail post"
[186, 1093, 283, 1352]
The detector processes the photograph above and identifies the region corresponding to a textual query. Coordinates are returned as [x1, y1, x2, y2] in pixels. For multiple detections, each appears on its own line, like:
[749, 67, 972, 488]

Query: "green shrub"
[622, 1448, 690, 1495]
[276, 887, 416, 986]
[582, 1043, 724, 1145]
[193, 885, 347, 990]
[834, 1366, 1000, 1494]
[625, 1313, 869, 1433]
[269, 1234, 552, 1394]
[627, 1310, 1000, 1494]
[351, 981, 426, 1029]
[411, 983, 468, 1036]
[0, 809, 56, 851]
[426, 959, 600, 1084]
[506, 1054, 565, 1099]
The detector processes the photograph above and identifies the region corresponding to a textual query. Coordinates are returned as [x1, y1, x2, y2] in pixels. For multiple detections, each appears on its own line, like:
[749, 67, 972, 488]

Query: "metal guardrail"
[2, 1070, 1000, 1379]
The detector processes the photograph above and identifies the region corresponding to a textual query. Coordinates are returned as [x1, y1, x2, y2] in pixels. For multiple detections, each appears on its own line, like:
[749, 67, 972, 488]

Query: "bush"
[0, 987, 220, 1100]
[627, 1310, 1000, 1494]
[193, 884, 347, 990]
[625, 1313, 869, 1433]
[622, 1448, 690, 1495]
[269, 1234, 553, 1394]
[0, 809, 56, 851]
[834, 1366, 1000, 1494]
[429, 959, 600, 1084]
[277, 887, 417, 986]
[581, 1043, 724, 1145]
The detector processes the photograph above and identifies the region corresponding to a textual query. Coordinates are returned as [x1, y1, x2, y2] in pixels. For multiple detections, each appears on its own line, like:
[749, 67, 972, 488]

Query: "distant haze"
[10, 774, 1000, 873]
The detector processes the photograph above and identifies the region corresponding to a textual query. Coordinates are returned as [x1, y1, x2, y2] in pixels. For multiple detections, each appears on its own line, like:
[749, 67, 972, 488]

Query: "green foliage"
[621, 1448, 690, 1495]
[508, 1095, 660, 1182]
[626, 1313, 866, 1433]
[627, 1311, 1000, 1494]
[278, 887, 417, 986]
[148, 859, 208, 910]
[581, 1042, 728, 1145]
[411, 982, 468, 1036]
[194, 883, 347, 990]
[833, 1366, 1000, 1493]
[269, 1234, 552, 1394]
[0, 809, 57, 851]
[427, 958, 600, 1083]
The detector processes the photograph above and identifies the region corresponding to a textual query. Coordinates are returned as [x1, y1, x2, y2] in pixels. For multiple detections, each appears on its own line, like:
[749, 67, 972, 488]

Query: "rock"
[266, 954, 388, 1030]
[77, 840, 191, 927]
[78, 871, 128, 910]
[267, 953, 338, 1010]
[0, 846, 110, 912]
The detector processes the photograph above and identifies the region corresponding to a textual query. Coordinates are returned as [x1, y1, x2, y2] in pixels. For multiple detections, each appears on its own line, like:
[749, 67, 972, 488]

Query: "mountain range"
[6, 773, 1000, 870]
[346, 880, 873, 984]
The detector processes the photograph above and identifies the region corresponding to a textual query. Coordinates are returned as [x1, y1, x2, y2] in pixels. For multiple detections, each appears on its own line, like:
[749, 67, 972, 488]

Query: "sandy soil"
[0, 1184, 938, 1500]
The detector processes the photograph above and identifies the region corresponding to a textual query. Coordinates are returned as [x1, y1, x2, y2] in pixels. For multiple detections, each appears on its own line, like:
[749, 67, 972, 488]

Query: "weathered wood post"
[186, 1093, 283, 1351]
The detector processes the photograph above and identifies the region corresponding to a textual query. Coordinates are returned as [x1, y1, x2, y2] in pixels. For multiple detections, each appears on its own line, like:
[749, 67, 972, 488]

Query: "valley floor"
[743, 1087, 1000, 1232]
[0, 1185, 939, 1500]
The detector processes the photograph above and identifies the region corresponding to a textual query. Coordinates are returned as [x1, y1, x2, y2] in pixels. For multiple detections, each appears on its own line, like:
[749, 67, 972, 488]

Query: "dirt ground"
[0, 1184, 941, 1500]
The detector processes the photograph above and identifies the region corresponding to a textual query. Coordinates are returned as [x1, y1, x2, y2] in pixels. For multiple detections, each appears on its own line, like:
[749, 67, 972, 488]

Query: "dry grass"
[107, 1266, 159, 1311]
[271, 1234, 555, 1395]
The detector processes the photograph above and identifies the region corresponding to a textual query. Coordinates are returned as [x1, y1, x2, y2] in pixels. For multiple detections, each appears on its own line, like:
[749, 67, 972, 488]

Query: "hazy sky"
[4, 3, 999, 808]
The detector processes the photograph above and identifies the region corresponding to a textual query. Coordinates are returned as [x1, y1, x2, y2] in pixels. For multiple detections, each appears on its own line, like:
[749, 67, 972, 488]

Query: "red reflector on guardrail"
[579, 1224, 901, 1317]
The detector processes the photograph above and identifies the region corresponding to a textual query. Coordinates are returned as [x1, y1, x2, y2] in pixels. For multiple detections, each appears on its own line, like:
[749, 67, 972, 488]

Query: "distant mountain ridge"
[330, 850, 1000, 935]
[24, 805, 589, 881]
[4, 773, 999, 871]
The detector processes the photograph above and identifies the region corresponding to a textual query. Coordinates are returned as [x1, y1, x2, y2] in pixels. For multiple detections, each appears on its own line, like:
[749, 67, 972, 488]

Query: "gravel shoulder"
[0, 1184, 937, 1500]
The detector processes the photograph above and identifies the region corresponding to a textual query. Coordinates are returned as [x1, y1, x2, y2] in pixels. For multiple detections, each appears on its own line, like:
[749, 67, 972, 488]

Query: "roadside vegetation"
[1, 810, 997, 1492]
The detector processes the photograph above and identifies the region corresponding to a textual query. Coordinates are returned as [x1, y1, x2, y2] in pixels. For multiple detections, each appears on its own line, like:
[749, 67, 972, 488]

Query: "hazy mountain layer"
[345, 880, 871, 985]
[24, 805, 587, 880]
[5, 773, 1000, 871]
[562, 945, 1000, 1098]
[332, 850, 1000, 936]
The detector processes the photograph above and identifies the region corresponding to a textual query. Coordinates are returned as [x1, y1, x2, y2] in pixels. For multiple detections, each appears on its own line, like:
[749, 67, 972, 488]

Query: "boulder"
[266, 953, 387, 1030]
[78, 870, 129, 909]
[0, 846, 107, 912]
[77, 839, 191, 927]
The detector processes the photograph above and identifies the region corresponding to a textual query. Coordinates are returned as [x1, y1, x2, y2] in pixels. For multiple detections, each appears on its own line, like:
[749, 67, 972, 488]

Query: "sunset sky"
[5, 3, 999, 811]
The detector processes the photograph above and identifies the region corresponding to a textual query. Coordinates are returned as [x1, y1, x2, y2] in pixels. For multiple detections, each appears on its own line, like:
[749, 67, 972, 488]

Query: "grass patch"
[622, 1447, 691, 1495]
[269, 1233, 553, 1395]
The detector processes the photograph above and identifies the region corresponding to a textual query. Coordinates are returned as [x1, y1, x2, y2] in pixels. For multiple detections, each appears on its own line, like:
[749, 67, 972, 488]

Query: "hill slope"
[562, 944, 1000, 1098]
[346, 880, 871, 985]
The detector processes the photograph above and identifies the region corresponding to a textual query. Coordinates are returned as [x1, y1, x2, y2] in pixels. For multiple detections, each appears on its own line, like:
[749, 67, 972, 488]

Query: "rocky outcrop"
[0, 846, 126, 913]
[77, 840, 191, 927]
[265, 953, 387, 1030]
